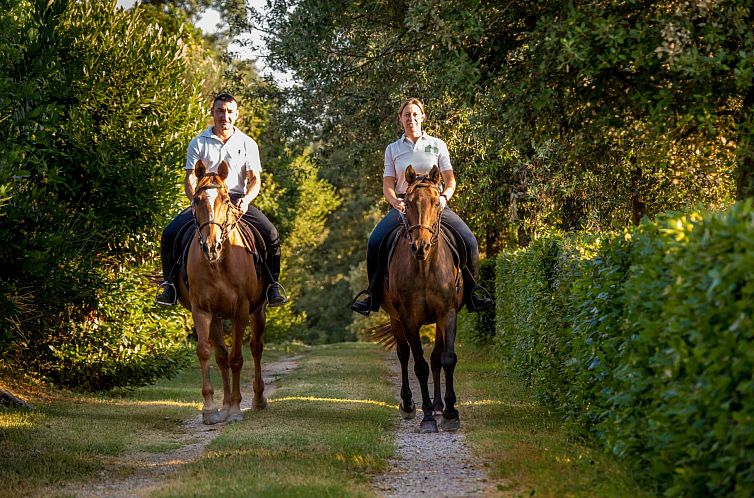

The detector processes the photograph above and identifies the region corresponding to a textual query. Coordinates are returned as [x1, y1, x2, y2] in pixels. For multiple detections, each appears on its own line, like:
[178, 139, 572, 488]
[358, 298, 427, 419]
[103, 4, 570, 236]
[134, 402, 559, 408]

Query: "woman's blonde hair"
[398, 97, 426, 121]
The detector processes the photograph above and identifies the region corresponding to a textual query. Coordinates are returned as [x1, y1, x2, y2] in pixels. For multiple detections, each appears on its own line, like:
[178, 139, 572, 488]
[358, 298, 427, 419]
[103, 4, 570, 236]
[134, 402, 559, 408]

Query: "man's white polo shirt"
[186, 126, 262, 196]
[383, 133, 452, 194]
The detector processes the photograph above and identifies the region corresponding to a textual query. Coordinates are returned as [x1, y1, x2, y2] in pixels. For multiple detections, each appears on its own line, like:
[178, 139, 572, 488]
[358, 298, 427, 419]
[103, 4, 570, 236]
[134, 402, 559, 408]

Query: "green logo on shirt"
[425, 145, 439, 154]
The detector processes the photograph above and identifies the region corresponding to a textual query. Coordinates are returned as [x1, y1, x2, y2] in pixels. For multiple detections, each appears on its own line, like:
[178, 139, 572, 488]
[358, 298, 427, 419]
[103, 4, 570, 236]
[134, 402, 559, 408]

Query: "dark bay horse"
[175, 160, 268, 425]
[379, 164, 464, 433]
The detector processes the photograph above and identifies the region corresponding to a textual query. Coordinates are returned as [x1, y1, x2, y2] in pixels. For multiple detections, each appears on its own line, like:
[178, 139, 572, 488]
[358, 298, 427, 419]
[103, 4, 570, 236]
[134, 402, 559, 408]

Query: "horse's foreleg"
[210, 317, 231, 422]
[407, 331, 437, 433]
[193, 310, 222, 425]
[439, 310, 460, 431]
[250, 308, 267, 410]
[430, 328, 444, 415]
[393, 320, 415, 419]
[228, 310, 248, 422]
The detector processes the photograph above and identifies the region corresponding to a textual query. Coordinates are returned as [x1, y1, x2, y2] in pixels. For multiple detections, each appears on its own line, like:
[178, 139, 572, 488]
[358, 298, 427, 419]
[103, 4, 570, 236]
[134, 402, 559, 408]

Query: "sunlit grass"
[455, 312, 651, 497]
[153, 342, 394, 498]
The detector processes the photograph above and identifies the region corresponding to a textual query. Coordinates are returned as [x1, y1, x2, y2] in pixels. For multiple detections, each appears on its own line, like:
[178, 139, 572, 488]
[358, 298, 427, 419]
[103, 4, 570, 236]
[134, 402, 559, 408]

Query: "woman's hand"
[392, 198, 405, 212]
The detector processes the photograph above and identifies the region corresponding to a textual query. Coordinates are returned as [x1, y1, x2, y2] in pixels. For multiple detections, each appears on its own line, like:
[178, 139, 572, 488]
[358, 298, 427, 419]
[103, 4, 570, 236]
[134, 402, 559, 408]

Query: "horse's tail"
[369, 322, 396, 350]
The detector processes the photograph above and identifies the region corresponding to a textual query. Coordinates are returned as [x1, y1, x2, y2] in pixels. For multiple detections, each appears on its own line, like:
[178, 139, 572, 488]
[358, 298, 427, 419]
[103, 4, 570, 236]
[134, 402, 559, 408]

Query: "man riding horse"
[156, 93, 287, 307]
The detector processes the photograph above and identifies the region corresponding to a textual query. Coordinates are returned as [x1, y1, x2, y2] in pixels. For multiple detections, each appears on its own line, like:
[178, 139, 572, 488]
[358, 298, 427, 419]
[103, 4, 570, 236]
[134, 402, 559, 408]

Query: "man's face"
[212, 100, 238, 132]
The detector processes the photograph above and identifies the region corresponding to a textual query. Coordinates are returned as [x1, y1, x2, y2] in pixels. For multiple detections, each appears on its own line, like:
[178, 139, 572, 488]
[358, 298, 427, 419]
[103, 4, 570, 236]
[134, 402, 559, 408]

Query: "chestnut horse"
[379, 164, 464, 433]
[175, 160, 268, 425]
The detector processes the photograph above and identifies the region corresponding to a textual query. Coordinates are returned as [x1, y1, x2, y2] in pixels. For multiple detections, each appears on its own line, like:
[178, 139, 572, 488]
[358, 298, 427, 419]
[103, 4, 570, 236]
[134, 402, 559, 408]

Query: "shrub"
[495, 202, 754, 496]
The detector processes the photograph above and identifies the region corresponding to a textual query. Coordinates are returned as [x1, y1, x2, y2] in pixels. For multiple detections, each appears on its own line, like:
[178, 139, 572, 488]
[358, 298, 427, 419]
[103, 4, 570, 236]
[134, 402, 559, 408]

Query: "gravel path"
[55, 355, 300, 498]
[372, 352, 496, 497]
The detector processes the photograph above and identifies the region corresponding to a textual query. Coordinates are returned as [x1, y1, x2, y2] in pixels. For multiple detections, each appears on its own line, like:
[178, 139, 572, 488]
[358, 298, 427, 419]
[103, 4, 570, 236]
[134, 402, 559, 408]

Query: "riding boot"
[350, 270, 383, 316]
[266, 245, 288, 307]
[462, 257, 493, 313]
[155, 281, 177, 306]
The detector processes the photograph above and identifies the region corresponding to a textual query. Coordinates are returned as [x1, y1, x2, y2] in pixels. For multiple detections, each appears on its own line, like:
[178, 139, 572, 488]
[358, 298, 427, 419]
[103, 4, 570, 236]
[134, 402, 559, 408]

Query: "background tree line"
[247, 0, 749, 338]
[0, 0, 338, 389]
[2, 0, 751, 385]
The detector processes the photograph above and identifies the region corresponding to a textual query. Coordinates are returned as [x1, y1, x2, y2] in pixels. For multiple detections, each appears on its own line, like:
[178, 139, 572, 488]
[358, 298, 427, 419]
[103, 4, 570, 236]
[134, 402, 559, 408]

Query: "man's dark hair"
[212, 93, 236, 108]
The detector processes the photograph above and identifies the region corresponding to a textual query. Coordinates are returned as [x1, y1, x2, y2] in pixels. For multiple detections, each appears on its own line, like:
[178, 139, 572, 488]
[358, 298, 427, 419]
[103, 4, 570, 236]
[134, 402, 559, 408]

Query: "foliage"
[252, 0, 741, 339]
[468, 257, 496, 344]
[495, 202, 754, 496]
[0, 0, 203, 389]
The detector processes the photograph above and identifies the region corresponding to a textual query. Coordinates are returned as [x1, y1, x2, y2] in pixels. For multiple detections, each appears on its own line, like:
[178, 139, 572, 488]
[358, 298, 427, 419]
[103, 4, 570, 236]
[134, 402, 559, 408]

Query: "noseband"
[401, 181, 443, 246]
[191, 183, 240, 255]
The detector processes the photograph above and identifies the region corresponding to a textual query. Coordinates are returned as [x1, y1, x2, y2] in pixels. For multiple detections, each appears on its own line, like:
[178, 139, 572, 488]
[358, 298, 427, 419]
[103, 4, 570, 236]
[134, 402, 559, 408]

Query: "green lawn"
[1, 335, 649, 497]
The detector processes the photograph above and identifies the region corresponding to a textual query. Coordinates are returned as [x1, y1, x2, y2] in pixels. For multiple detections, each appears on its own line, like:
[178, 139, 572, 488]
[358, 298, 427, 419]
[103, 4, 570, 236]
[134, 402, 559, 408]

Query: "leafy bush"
[495, 202, 754, 496]
[468, 258, 496, 344]
[0, 0, 202, 389]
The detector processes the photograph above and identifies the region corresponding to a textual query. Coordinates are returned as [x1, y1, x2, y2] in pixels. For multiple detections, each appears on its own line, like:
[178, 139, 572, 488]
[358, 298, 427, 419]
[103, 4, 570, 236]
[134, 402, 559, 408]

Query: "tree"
[0, 0, 205, 388]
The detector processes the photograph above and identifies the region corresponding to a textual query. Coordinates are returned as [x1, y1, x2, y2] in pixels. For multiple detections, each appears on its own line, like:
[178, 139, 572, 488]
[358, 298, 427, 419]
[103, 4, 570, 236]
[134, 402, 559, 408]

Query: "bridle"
[400, 180, 443, 246]
[191, 182, 241, 255]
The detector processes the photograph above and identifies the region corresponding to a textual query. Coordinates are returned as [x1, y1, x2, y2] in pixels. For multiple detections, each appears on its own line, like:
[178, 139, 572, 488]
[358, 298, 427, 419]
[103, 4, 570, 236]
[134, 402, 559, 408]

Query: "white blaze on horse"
[176, 159, 268, 425]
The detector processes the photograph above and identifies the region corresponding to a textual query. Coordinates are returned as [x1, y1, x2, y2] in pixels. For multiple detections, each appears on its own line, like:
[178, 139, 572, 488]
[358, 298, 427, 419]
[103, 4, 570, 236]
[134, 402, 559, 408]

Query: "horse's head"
[191, 160, 238, 263]
[404, 164, 443, 260]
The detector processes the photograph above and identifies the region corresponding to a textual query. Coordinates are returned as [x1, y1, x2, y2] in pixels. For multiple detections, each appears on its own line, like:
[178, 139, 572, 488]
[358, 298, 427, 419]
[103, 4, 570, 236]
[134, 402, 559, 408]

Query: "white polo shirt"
[185, 126, 262, 196]
[383, 133, 452, 194]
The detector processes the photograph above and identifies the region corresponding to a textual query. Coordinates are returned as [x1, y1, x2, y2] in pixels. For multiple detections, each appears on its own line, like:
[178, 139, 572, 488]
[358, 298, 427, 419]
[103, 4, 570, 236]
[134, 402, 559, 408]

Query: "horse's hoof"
[253, 397, 268, 410]
[419, 419, 438, 433]
[227, 409, 244, 423]
[439, 417, 461, 432]
[399, 403, 416, 420]
[202, 410, 223, 425]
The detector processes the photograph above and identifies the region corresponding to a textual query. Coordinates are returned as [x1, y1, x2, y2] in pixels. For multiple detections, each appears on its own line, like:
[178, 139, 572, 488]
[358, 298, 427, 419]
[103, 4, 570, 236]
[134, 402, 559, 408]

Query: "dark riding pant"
[160, 201, 281, 284]
[364, 207, 480, 311]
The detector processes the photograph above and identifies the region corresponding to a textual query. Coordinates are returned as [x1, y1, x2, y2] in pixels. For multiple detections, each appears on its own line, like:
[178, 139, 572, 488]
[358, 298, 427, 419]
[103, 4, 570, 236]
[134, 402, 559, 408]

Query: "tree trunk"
[0, 388, 34, 409]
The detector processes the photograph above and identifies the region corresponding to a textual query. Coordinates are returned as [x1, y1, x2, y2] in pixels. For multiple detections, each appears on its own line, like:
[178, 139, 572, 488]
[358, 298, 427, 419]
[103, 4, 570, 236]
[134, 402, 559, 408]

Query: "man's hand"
[236, 198, 250, 213]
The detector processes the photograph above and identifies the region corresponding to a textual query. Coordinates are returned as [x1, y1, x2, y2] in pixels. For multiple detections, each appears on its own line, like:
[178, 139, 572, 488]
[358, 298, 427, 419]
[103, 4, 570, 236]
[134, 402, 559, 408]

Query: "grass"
[1, 331, 651, 497]
[454, 312, 651, 497]
[0, 344, 297, 497]
[152, 342, 395, 498]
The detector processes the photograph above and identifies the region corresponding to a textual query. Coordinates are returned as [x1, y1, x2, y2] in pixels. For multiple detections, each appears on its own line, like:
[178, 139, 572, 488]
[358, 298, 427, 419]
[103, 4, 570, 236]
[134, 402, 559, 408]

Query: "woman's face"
[401, 104, 424, 137]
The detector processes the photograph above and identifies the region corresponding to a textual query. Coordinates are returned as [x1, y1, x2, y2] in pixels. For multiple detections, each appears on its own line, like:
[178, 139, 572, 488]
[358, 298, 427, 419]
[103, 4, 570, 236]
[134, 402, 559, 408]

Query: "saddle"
[171, 218, 267, 289]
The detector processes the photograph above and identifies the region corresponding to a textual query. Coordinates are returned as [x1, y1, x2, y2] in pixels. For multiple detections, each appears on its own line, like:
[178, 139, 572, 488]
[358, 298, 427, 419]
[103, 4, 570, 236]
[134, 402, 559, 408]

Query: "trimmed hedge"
[495, 202, 754, 496]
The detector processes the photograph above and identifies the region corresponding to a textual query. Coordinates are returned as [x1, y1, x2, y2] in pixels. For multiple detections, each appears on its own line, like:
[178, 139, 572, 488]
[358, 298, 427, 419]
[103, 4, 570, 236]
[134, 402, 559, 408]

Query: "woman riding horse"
[350, 97, 492, 315]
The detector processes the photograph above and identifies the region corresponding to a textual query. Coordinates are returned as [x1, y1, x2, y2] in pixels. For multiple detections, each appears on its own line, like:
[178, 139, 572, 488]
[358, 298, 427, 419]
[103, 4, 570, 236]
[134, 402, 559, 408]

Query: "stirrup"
[266, 282, 289, 307]
[155, 281, 177, 306]
[350, 290, 372, 316]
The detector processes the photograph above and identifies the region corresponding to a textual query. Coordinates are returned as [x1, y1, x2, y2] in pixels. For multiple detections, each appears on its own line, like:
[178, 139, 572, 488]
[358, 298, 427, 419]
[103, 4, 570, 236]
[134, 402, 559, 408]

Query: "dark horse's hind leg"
[430, 334, 444, 415]
[406, 325, 437, 433]
[393, 320, 415, 419]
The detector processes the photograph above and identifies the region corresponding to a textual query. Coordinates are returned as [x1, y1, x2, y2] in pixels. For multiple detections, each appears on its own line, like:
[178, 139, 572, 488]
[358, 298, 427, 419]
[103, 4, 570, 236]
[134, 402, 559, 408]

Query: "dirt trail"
[54, 356, 300, 498]
[372, 352, 495, 497]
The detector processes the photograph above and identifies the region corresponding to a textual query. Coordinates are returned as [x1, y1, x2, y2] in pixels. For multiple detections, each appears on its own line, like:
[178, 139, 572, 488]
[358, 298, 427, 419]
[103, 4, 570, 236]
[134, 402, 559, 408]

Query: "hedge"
[495, 201, 754, 496]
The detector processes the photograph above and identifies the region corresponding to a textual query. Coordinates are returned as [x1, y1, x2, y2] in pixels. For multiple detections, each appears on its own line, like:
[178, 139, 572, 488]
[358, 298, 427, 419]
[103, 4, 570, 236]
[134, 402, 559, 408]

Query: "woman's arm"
[383, 176, 405, 212]
[439, 170, 456, 208]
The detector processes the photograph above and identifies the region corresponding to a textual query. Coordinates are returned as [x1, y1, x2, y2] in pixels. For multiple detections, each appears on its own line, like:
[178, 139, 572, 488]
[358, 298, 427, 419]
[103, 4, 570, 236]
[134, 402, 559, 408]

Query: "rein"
[191, 182, 242, 255]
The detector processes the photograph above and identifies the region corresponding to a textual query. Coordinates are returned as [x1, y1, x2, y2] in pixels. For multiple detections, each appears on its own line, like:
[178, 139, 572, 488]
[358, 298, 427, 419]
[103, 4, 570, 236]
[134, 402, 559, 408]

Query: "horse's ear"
[217, 160, 229, 181]
[194, 160, 206, 179]
[405, 165, 417, 184]
[428, 164, 441, 184]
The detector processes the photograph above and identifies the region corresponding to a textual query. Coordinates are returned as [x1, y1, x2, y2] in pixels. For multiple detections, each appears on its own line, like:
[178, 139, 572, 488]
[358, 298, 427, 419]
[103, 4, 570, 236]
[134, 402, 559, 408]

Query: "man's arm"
[184, 169, 197, 201]
[236, 169, 261, 213]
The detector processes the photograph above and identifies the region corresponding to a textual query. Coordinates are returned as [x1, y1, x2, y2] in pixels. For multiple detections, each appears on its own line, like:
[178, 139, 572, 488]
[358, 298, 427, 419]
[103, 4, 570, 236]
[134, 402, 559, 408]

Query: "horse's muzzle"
[203, 239, 223, 262]
[411, 241, 431, 260]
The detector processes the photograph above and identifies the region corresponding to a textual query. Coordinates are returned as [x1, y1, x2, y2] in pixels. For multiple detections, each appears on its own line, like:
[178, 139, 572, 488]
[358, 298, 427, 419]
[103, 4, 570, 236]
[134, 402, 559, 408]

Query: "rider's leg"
[441, 209, 493, 312]
[241, 206, 287, 307]
[156, 208, 193, 306]
[351, 208, 402, 316]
